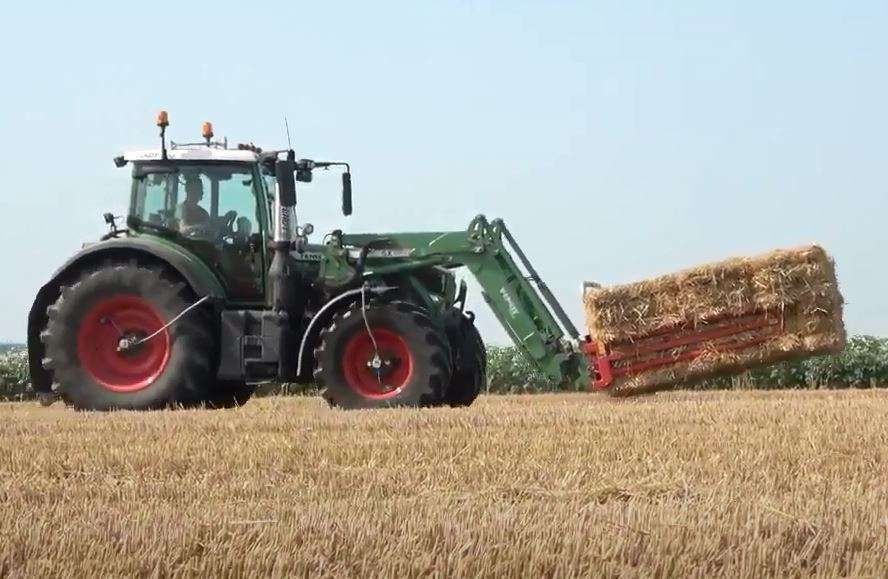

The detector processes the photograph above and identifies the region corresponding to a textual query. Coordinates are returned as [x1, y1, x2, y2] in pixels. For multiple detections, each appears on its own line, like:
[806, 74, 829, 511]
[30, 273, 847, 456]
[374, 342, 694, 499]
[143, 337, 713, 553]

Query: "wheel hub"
[76, 295, 170, 393]
[365, 353, 399, 389]
[342, 328, 413, 399]
[366, 353, 394, 370]
[115, 331, 147, 355]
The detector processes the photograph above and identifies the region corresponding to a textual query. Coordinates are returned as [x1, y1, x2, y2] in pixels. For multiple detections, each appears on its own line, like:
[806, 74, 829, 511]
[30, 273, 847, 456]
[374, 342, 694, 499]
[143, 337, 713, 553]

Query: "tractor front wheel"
[443, 311, 487, 407]
[41, 263, 214, 410]
[313, 302, 451, 409]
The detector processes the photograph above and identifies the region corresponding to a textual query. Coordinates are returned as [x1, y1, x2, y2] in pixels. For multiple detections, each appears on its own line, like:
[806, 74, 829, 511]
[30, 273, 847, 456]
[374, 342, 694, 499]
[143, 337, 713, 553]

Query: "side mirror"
[275, 159, 297, 207]
[342, 172, 353, 216]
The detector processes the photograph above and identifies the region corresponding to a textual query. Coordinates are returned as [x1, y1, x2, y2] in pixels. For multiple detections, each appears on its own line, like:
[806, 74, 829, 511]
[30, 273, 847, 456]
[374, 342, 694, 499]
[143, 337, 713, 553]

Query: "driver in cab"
[177, 178, 210, 231]
[177, 177, 236, 239]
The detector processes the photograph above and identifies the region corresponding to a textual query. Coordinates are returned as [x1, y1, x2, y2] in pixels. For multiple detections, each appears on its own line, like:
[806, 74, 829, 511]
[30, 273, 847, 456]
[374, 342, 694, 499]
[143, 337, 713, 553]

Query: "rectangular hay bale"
[583, 245, 845, 396]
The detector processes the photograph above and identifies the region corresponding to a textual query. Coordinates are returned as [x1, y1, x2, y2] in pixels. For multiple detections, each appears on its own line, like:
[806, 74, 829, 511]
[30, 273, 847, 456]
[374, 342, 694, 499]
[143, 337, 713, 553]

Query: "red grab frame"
[583, 311, 784, 390]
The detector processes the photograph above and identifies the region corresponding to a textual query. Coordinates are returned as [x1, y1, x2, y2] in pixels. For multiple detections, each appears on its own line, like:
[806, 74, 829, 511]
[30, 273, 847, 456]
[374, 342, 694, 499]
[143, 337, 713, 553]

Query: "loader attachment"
[581, 244, 844, 395]
[583, 310, 785, 390]
[350, 218, 842, 397]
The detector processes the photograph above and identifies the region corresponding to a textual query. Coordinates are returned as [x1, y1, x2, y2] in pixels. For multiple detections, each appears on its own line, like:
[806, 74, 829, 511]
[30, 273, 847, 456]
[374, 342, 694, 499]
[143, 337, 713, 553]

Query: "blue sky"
[1, 1, 886, 343]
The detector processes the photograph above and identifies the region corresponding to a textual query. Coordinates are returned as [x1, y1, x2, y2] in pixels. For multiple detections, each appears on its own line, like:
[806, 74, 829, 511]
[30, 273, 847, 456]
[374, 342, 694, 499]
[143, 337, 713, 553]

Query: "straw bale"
[583, 245, 845, 395]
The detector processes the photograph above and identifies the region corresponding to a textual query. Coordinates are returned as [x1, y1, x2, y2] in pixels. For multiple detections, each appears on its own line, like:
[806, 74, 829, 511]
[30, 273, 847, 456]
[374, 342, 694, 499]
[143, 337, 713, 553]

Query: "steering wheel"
[180, 223, 216, 240]
[181, 211, 238, 243]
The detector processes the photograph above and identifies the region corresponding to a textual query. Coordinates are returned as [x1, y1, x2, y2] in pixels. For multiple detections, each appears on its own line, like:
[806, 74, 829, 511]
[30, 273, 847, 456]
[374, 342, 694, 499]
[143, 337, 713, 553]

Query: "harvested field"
[584, 245, 845, 395]
[1, 391, 887, 577]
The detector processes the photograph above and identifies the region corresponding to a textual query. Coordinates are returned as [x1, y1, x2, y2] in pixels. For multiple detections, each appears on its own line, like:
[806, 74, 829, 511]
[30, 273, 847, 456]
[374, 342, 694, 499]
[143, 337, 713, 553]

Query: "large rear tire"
[313, 301, 451, 409]
[40, 262, 213, 410]
[443, 311, 487, 407]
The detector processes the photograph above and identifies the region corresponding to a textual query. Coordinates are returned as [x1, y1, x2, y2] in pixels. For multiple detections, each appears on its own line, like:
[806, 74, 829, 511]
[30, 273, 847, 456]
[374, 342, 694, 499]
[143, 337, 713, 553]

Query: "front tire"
[313, 302, 451, 409]
[443, 311, 487, 407]
[40, 262, 214, 410]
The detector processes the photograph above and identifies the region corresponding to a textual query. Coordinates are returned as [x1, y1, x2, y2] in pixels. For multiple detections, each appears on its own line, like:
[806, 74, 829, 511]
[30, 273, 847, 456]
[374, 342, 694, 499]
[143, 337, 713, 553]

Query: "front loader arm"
[460, 217, 587, 388]
[344, 215, 589, 388]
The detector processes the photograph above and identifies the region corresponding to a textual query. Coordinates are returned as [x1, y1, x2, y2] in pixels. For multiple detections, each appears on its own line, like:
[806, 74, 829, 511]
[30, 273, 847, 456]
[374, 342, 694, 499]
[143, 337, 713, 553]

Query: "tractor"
[27, 113, 589, 410]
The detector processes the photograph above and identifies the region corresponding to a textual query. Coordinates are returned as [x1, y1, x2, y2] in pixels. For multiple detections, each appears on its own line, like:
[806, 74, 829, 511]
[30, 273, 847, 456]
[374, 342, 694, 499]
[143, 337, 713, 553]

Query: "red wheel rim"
[76, 295, 170, 393]
[341, 328, 413, 399]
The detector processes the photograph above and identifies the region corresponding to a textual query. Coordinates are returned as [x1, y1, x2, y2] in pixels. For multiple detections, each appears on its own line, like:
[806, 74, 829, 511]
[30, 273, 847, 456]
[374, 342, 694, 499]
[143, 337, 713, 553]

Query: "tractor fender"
[27, 237, 226, 391]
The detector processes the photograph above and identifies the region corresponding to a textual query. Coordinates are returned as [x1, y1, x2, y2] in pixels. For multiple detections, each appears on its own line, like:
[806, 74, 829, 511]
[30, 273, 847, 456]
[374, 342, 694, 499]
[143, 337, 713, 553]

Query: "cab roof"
[122, 147, 259, 163]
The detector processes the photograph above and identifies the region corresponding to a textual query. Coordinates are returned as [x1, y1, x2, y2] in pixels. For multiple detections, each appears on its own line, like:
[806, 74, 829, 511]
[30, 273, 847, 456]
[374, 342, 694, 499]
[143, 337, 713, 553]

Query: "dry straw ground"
[1, 390, 886, 577]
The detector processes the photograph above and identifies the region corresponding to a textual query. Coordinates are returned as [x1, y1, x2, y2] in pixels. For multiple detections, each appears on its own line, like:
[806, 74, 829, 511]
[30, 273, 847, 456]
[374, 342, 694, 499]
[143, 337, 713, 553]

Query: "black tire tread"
[443, 311, 487, 407]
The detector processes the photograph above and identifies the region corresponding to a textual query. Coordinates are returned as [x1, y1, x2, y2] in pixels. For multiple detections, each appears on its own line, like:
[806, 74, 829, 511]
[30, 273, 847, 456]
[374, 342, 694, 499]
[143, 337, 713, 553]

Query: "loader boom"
[343, 215, 589, 389]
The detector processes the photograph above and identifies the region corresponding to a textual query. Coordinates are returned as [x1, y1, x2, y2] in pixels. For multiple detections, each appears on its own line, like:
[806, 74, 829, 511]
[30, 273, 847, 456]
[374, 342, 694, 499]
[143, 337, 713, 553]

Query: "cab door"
[212, 166, 267, 302]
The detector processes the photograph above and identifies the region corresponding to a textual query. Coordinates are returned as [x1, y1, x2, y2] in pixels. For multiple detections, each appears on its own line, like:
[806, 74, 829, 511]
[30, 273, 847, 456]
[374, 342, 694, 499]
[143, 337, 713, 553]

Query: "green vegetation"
[3, 336, 888, 402]
[0, 343, 22, 355]
[0, 348, 29, 401]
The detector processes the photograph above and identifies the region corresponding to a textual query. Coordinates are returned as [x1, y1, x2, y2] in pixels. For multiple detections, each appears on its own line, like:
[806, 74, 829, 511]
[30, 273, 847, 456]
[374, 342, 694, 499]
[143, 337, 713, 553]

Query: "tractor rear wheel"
[443, 311, 487, 407]
[40, 263, 213, 410]
[313, 301, 451, 409]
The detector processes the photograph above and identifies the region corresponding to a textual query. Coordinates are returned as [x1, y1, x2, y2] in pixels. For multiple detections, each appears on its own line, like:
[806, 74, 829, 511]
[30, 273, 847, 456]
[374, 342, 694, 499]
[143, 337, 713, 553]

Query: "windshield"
[130, 163, 262, 244]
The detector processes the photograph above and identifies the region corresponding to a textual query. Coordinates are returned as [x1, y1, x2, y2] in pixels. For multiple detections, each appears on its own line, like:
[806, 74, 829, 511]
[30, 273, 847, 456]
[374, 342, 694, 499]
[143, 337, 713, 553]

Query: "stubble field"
[1, 390, 886, 577]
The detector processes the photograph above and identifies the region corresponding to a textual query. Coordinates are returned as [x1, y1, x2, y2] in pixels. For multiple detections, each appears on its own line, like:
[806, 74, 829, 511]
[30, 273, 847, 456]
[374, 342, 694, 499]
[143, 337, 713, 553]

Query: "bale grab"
[582, 245, 845, 396]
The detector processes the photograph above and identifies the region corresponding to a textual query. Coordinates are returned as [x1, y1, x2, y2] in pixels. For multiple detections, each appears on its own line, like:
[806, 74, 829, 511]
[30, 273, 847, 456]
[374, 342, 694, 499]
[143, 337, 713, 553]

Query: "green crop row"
[3, 335, 887, 402]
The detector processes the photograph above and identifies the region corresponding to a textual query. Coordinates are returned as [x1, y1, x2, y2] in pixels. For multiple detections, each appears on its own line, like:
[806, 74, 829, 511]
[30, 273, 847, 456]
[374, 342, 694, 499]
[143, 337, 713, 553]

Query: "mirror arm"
[313, 161, 350, 172]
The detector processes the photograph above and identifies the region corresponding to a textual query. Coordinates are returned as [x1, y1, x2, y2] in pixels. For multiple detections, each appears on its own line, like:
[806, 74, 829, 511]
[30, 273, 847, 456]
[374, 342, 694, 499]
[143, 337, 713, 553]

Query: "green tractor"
[27, 113, 588, 410]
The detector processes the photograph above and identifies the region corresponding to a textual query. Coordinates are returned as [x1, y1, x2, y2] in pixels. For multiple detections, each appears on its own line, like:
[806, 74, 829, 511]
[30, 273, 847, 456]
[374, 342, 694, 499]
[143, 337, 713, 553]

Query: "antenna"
[283, 116, 293, 151]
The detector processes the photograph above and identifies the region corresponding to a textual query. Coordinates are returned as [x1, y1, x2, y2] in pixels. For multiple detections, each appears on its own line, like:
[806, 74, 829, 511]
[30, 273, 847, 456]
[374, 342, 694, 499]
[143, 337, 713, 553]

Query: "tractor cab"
[121, 146, 270, 302]
[112, 114, 353, 303]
